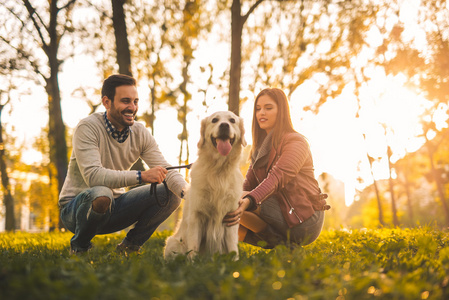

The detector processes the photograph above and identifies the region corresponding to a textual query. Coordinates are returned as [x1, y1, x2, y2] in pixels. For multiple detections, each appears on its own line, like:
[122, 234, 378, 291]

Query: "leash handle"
[150, 163, 192, 207]
[166, 163, 192, 171]
[150, 181, 169, 207]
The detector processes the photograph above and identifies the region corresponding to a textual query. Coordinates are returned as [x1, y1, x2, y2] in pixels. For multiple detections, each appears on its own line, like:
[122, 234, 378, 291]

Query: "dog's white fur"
[164, 111, 246, 260]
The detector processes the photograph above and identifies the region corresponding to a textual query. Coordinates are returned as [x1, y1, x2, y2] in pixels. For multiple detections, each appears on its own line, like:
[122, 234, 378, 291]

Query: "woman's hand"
[223, 194, 252, 227]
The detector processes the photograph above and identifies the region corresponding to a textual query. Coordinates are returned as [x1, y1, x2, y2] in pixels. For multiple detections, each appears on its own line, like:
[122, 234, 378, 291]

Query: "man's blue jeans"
[60, 184, 181, 252]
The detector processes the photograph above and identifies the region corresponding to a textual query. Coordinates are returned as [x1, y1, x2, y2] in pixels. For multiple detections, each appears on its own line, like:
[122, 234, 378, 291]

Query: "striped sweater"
[243, 132, 321, 227]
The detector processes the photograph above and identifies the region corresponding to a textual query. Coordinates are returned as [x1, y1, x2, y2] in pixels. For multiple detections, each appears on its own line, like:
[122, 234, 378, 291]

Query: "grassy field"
[1, 227, 448, 300]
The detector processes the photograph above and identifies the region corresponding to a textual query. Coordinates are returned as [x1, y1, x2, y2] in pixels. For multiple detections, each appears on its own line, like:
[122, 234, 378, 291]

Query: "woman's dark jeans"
[244, 196, 324, 248]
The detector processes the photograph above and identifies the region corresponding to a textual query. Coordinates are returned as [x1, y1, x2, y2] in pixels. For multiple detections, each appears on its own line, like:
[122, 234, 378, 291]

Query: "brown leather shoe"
[116, 242, 141, 255]
[243, 225, 285, 249]
[70, 245, 92, 256]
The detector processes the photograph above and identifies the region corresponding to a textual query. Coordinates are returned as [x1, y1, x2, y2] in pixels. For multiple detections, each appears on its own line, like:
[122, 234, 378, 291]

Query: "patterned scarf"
[103, 112, 130, 143]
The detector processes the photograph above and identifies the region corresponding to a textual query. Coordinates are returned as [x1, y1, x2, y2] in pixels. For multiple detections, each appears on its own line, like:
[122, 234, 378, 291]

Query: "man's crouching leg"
[116, 184, 181, 254]
[62, 186, 113, 254]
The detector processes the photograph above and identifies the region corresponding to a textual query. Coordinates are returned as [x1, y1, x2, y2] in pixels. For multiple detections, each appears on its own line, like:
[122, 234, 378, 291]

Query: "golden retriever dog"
[164, 111, 246, 260]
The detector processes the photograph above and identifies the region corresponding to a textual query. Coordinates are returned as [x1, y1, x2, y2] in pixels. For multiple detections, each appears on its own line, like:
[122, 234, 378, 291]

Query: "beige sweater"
[59, 112, 186, 206]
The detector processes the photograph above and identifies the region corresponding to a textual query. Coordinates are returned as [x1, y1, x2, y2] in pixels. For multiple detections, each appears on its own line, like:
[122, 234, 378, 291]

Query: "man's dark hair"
[101, 74, 136, 101]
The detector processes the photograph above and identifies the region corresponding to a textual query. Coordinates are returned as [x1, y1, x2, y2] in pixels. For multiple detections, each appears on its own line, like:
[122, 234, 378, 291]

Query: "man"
[59, 74, 188, 254]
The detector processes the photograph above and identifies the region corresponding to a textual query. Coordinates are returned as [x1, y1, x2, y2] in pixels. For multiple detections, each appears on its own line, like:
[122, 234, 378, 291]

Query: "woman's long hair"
[251, 88, 296, 157]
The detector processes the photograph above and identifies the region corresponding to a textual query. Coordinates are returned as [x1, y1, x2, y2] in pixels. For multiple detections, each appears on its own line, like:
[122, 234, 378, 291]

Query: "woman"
[224, 88, 330, 248]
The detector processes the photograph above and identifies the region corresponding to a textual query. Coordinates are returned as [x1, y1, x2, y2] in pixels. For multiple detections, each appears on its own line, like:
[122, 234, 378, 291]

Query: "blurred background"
[1, 0, 448, 232]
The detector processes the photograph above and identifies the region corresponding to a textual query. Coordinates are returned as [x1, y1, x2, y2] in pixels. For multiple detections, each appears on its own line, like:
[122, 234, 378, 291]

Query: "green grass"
[1, 227, 448, 300]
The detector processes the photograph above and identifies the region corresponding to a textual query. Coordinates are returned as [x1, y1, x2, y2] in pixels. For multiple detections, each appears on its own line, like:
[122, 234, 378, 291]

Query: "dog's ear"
[197, 117, 207, 148]
[239, 117, 247, 147]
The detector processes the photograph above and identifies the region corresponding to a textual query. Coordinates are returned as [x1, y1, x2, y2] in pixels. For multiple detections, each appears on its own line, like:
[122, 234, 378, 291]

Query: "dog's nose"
[219, 123, 230, 130]
[218, 123, 230, 137]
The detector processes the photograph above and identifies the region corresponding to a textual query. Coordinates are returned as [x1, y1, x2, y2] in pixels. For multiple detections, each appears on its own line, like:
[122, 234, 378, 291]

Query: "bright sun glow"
[287, 68, 434, 205]
[10, 65, 436, 207]
[4, 0, 442, 208]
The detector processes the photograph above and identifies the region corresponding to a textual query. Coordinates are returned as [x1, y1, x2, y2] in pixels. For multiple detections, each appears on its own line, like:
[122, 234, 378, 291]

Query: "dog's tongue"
[217, 138, 232, 156]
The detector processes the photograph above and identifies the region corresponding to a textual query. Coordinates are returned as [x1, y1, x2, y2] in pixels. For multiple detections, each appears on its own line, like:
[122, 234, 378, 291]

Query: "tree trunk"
[228, 0, 265, 115]
[372, 179, 384, 227]
[367, 153, 384, 226]
[404, 178, 414, 226]
[150, 83, 156, 135]
[111, 0, 147, 172]
[0, 103, 15, 231]
[45, 75, 67, 195]
[179, 62, 190, 166]
[387, 146, 399, 227]
[426, 143, 449, 226]
[47, 0, 69, 230]
[111, 0, 132, 76]
[179, 0, 194, 166]
[403, 157, 414, 226]
[229, 0, 243, 115]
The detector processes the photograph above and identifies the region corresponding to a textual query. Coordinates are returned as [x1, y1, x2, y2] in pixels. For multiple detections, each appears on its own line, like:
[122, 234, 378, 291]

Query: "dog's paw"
[186, 250, 197, 261]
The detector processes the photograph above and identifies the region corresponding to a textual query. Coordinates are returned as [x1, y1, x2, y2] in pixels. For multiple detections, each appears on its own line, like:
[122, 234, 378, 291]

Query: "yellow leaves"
[367, 285, 383, 296]
[421, 291, 430, 299]
[277, 269, 286, 278]
[272, 281, 282, 290]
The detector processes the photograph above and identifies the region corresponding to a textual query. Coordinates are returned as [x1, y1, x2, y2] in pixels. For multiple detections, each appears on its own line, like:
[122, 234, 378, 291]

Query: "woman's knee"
[290, 211, 324, 245]
[260, 197, 288, 231]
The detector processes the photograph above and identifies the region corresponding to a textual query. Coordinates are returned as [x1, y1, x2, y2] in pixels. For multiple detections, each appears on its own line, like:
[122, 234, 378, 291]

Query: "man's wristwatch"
[137, 170, 142, 184]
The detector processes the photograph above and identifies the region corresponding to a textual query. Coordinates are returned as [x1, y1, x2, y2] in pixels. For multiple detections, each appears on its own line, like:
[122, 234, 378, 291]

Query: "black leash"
[150, 164, 192, 207]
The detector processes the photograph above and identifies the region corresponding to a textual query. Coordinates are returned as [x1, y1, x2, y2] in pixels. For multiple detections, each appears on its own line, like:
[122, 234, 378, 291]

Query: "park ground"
[0, 227, 448, 300]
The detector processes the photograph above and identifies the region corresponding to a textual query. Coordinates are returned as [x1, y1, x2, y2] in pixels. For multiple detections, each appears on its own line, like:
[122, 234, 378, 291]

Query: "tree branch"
[3, 5, 41, 46]
[85, 0, 111, 19]
[58, 0, 77, 12]
[22, 0, 49, 52]
[242, 0, 265, 25]
[0, 36, 46, 81]
[3, 6, 26, 28]
[0, 90, 10, 108]
[4, 89, 11, 107]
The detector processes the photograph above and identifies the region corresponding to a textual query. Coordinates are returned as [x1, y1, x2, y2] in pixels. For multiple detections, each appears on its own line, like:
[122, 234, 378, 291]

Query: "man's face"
[103, 85, 139, 131]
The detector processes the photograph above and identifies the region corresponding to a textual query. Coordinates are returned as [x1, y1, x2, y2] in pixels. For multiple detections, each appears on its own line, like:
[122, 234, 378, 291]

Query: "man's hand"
[223, 192, 252, 227]
[141, 166, 168, 184]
